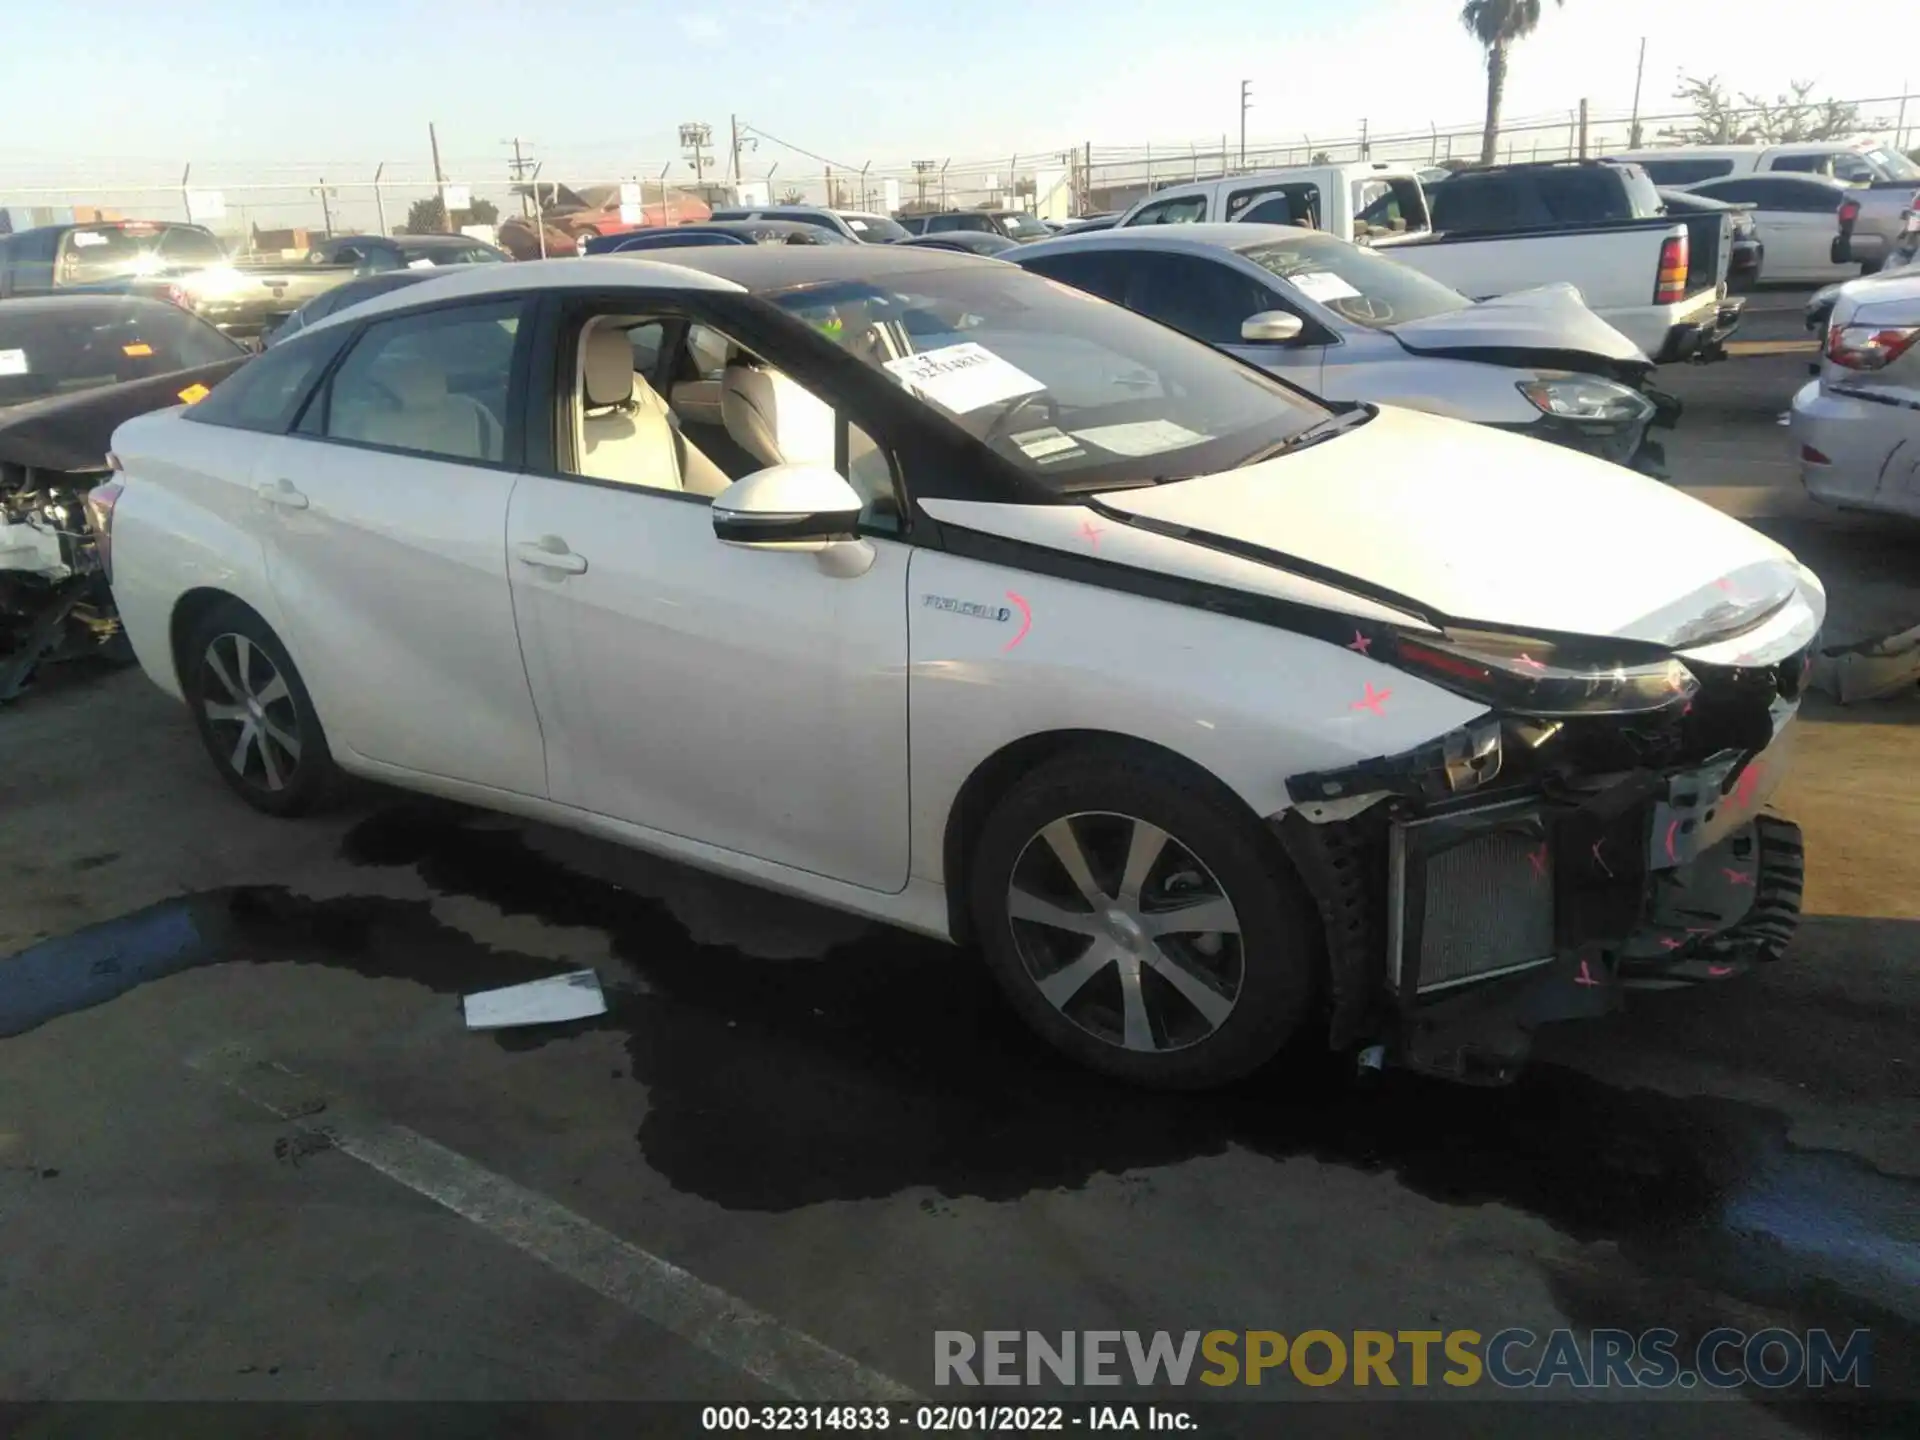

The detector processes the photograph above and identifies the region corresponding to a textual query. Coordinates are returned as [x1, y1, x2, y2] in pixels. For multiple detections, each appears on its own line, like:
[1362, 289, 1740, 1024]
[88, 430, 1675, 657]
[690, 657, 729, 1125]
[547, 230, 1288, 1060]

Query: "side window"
[1829, 155, 1874, 184]
[1695, 179, 1765, 205]
[927, 215, 962, 233]
[1769, 154, 1824, 174]
[320, 301, 522, 463]
[1128, 254, 1273, 346]
[1019, 251, 1133, 304]
[627, 321, 667, 377]
[186, 330, 343, 433]
[1125, 194, 1209, 226]
[1228, 184, 1321, 227]
[1429, 176, 1526, 232]
[1770, 182, 1843, 213]
[1353, 178, 1427, 235]
[622, 315, 902, 529]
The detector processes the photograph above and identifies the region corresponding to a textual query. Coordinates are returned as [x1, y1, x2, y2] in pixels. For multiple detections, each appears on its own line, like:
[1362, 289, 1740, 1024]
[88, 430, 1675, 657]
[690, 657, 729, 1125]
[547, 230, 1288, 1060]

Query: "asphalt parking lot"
[1, 286, 1915, 1435]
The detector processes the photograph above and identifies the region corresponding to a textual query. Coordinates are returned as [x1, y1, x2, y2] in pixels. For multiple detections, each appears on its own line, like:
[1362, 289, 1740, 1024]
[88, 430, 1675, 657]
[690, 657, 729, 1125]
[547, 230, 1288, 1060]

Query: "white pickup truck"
[1119, 159, 1742, 364]
[1115, 162, 1433, 243]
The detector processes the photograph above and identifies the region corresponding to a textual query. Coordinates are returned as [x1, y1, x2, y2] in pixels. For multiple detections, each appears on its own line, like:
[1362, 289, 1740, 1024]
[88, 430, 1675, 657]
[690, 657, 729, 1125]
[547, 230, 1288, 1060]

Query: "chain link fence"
[3, 92, 1912, 246]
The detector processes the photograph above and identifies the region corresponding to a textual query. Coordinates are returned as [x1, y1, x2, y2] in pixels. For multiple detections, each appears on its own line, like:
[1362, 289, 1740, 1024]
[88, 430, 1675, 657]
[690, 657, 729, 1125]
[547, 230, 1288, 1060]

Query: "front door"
[505, 307, 912, 892]
[253, 297, 547, 795]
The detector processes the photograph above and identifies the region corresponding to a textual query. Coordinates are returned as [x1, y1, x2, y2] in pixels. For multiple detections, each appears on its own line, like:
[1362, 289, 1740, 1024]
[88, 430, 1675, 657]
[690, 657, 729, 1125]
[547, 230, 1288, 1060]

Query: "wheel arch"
[940, 728, 1280, 946]
[168, 587, 252, 695]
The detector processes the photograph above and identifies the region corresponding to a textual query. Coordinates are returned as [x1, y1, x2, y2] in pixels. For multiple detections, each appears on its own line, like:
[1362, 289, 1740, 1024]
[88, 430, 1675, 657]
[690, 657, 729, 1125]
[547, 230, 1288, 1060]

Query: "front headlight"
[1388, 626, 1697, 716]
[1516, 372, 1656, 428]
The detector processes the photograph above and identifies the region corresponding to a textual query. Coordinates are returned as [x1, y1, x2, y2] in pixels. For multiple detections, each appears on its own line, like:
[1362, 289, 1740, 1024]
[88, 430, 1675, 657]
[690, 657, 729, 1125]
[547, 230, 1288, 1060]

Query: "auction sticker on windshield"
[884, 343, 1044, 414]
[69, 232, 109, 248]
[0, 350, 28, 376]
[1076, 419, 1209, 456]
[1290, 271, 1362, 303]
[1010, 426, 1084, 463]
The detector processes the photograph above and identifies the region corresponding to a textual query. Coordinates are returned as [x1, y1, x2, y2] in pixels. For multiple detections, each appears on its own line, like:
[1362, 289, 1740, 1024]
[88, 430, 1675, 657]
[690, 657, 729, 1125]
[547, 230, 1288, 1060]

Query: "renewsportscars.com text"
[934, 1328, 1872, 1390]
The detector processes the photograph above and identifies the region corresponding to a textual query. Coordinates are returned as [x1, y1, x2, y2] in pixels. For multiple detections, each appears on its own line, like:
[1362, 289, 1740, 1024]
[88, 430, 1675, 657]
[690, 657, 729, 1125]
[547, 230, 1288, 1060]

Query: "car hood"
[0, 356, 248, 473]
[1386, 283, 1653, 374]
[1094, 406, 1806, 645]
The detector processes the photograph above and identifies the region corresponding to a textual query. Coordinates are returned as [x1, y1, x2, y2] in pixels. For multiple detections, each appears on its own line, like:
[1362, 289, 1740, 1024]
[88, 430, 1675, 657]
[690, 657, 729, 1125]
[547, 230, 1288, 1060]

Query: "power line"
[736, 123, 860, 175]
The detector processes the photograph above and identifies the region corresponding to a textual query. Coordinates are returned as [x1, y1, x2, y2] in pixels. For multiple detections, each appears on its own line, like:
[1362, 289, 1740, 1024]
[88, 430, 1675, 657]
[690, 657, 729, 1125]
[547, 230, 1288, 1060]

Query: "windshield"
[770, 264, 1329, 489]
[399, 243, 500, 266]
[1237, 235, 1471, 329]
[1866, 147, 1920, 181]
[999, 213, 1052, 240]
[842, 213, 911, 242]
[0, 301, 242, 409]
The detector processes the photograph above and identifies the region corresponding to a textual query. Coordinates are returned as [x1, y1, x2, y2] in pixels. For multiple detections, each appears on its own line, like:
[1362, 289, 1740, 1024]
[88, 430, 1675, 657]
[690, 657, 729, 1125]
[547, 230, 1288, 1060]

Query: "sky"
[3, 0, 1917, 193]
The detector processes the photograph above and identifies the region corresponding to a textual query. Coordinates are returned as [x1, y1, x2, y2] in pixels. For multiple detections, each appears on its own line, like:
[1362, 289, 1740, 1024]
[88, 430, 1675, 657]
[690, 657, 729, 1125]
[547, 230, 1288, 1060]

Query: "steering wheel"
[1331, 294, 1394, 324]
[983, 389, 1060, 448]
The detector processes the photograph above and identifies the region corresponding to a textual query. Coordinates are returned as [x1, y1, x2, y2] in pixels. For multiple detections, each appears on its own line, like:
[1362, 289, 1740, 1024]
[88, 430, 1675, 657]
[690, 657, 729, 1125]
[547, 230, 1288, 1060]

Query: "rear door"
[249, 297, 548, 794]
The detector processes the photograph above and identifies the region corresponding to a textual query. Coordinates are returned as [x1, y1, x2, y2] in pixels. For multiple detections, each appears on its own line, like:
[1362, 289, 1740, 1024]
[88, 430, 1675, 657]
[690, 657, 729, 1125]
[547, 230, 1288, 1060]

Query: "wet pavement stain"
[2, 800, 1916, 1425]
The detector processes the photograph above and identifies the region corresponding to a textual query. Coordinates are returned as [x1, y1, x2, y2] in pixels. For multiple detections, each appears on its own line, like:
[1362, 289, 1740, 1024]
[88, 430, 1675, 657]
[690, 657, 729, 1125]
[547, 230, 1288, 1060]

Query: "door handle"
[257, 479, 308, 510]
[514, 538, 588, 575]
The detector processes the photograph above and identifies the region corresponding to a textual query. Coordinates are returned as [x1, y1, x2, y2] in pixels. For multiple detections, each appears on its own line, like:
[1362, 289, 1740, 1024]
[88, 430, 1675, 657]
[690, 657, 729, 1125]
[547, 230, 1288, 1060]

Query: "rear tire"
[182, 601, 339, 817]
[968, 746, 1323, 1089]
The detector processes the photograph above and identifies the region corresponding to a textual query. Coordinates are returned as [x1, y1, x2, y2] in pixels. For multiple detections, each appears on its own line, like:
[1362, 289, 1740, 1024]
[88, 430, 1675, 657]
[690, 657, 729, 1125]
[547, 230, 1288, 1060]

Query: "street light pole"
[1239, 79, 1251, 169]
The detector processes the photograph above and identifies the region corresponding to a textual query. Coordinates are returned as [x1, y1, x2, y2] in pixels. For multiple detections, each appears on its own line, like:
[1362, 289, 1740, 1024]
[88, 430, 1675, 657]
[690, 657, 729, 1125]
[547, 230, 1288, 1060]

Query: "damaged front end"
[1, 457, 124, 702]
[1275, 561, 1820, 1085]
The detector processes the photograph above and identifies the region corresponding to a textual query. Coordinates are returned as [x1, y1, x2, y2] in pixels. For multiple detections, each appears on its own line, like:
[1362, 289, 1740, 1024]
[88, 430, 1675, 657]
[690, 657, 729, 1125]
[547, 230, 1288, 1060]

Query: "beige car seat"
[578, 325, 730, 496]
[719, 358, 837, 469]
[355, 357, 504, 462]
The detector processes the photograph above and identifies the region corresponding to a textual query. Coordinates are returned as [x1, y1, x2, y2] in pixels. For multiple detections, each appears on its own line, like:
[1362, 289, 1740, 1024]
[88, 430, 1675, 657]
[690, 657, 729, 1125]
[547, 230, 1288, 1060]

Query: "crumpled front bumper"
[1275, 634, 1814, 1085]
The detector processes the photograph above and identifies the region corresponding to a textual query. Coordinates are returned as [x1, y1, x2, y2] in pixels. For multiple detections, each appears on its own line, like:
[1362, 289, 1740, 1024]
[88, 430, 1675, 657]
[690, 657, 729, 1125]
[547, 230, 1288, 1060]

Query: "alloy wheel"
[199, 632, 303, 793]
[1006, 811, 1244, 1053]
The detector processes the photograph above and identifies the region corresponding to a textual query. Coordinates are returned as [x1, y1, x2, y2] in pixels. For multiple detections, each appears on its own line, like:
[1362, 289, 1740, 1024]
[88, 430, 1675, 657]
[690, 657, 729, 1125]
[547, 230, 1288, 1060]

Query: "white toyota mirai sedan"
[96, 250, 1820, 1089]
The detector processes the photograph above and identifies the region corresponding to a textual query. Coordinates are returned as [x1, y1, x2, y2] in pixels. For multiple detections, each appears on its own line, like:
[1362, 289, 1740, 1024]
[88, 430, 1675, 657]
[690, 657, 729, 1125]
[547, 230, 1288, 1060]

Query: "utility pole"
[912, 159, 935, 209]
[1360, 117, 1370, 159]
[429, 122, 450, 232]
[1578, 98, 1590, 158]
[1628, 37, 1647, 147]
[504, 137, 537, 218]
[730, 115, 742, 185]
[1239, 79, 1251, 169]
[310, 177, 336, 234]
[679, 122, 713, 185]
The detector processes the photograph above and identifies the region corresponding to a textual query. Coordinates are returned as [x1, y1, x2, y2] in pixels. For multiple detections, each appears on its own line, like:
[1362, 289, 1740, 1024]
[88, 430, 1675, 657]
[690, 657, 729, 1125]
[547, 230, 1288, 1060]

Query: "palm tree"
[1459, 0, 1563, 164]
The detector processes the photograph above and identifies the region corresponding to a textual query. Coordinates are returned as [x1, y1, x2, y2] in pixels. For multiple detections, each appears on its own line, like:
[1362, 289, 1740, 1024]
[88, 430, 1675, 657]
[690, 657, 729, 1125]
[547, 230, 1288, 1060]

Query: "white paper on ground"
[1074, 419, 1209, 456]
[1289, 270, 1363, 303]
[883, 342, 1044, 414]
[0, 349, 28, 376]
[463, 970, 607, 1030]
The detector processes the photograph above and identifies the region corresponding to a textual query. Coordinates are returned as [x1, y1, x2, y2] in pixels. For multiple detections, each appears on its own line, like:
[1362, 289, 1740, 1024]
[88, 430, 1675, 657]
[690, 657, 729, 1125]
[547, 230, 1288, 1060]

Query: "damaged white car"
[100, 251, 1819, 1087]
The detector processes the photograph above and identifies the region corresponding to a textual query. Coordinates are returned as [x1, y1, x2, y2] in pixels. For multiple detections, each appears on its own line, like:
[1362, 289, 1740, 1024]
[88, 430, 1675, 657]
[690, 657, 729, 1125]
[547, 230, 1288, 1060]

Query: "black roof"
[0, 293, 199, 322]
[635, 243, 998, 293]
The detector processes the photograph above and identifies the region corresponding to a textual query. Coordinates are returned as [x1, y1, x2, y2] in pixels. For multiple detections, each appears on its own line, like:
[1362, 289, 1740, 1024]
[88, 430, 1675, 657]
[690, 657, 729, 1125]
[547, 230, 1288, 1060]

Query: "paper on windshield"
[69, 232, 110, 248]
[406, 257, 438, 269]
[1011, 425, 1084, 463]
[1075, 419, 1209, 457]
[1289, 271, 1362, 303]
[0, 349, 28, 376]
[884, 342, 1044, 414]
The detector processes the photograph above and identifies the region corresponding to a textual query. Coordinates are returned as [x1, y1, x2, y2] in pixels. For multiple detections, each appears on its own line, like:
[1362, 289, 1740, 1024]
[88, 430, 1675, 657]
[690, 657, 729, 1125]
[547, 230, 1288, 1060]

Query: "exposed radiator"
[1393, 824, 1557, 993]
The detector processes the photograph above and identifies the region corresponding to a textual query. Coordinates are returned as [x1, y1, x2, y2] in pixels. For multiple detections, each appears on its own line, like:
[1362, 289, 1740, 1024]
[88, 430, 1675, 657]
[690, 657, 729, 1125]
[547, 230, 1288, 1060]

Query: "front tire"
[182, 601, 338, 817]
[968, 747, 1323, 1089]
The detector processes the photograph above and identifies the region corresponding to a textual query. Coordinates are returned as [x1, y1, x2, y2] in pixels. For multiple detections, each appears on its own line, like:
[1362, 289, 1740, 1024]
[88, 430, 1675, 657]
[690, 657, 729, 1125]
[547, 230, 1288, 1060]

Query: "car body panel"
[1090, 406, 1790, 637]
[1793, 272, 1920, 518]
[505, 474, 913, 892]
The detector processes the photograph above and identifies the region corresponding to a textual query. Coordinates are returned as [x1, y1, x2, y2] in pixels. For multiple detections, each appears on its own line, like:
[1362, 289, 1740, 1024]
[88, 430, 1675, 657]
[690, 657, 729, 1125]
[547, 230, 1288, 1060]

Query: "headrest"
[583, 326, 637, 408]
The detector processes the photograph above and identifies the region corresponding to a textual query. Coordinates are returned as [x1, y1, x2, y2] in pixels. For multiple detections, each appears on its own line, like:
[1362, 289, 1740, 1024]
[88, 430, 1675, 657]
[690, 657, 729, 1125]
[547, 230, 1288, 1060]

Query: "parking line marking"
[187, 1044, 921, 1403]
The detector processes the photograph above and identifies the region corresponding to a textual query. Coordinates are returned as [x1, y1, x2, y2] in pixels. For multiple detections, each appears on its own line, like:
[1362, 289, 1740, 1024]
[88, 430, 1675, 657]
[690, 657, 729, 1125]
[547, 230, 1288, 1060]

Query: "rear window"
[842, 213, 910, 242]
[0, 301, 243, 410]
[1352, 177, 1430, 238]
[1633, 157, 1736, 185]
[56, 224, 222, 285]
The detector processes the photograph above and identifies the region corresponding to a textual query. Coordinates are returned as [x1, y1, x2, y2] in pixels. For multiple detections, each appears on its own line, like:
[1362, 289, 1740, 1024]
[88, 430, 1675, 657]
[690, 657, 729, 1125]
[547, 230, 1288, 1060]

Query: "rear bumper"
[1836, 230, 1889, 265]
[1792, 377, 1920, 517]
[1276, 653, 1814, 1084]
[1654, 296, 1745, 364]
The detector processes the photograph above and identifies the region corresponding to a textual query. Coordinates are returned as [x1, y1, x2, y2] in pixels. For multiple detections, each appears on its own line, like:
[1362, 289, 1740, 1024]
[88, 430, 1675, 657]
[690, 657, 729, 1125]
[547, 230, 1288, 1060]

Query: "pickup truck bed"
[1382, 214, 1739, 363]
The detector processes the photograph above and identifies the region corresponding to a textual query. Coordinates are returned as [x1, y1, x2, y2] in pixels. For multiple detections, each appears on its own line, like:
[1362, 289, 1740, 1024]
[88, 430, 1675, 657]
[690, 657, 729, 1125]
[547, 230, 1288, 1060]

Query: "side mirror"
[1241, 310, 1305, 343]
[712, 463, 863, 551]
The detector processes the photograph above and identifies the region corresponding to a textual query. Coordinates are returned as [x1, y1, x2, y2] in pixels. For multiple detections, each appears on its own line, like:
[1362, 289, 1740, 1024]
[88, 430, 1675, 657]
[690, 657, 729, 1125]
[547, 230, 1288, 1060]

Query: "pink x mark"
[1351, 682, 1391, 715]
[1528, 844, 1549, 879]
[1724, 868, 1753, 886]
[1659, 936, 1684, 951]
[1574, 958, 1600, 987]
[1708, 963, 1735, 978]
[1591, 839, 1613, 877]
[1732, 761, 1765, 812]
[1516, 653, 1548, 672]
[1347, 630, 1372, 656]
[1079, 518, 1104, 550]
